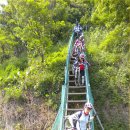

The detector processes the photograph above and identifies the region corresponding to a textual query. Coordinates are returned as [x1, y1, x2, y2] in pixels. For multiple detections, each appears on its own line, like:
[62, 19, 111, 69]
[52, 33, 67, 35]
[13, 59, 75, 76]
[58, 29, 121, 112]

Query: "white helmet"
[79, 34, 84, 39]
[79, 53, 85, 59]
[84, 102, 93, 109]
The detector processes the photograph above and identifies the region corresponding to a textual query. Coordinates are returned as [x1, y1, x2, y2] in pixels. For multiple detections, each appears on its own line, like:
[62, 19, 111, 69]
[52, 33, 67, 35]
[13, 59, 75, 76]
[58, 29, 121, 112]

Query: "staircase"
[66, 58, 87, 115]
[52, 33, 95, 130]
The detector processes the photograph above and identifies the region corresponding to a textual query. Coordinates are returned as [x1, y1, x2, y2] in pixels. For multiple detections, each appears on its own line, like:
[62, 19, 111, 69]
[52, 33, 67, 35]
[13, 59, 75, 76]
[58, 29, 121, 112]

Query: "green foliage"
[0, 0, 129, 129]
[86, 22, 129, 129]
[83, 3, 129, 129]
[0, 0, 72, 63]
[90, 0, 129, 28]
[0, 42, 67, 107]
[4, 86, 23, 100]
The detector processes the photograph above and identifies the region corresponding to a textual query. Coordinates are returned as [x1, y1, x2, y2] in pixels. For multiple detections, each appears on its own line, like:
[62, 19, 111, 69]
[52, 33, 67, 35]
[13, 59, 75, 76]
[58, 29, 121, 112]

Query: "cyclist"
[79, 35, 85, 49]
[73, 35, 85, 53]
[73, 53, 90, 85]
[72, 56, 79, 75]
[73, 22, 83, 38]
[72, 43, 82, 60]
[68, 102, 95, 130]
[72, 38, 84, 59]
[79, 54, 90, 85]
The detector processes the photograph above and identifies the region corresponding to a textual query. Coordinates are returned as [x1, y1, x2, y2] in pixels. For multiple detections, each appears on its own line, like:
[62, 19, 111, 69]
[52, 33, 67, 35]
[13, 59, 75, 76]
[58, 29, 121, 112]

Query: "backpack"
[79, 62, 85, 70]
[78, 111, 82, 119]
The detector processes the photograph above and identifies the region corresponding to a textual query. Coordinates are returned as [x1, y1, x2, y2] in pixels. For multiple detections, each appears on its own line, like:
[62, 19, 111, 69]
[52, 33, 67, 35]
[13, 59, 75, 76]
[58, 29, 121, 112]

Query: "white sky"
[0, 0, 8, 5]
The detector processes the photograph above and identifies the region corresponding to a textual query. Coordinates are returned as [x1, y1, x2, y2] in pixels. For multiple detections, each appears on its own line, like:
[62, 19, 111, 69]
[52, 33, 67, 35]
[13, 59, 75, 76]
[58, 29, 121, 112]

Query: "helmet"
[79, 34, 84, 40]
[84, 102, 93, 109]
[79, 53, 85, 59]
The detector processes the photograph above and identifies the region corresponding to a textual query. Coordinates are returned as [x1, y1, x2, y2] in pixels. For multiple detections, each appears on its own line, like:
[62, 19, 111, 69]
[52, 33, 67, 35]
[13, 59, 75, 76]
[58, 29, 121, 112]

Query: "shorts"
[80, 70, 84, 76]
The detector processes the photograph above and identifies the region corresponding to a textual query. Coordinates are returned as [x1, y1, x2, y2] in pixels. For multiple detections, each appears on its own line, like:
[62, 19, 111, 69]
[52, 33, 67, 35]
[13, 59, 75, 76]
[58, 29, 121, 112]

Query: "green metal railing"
[85, 65, 104, 130]
[85, 65, 94, 130]
[52, 33, 95, 130]
[52, 33, 74, 130]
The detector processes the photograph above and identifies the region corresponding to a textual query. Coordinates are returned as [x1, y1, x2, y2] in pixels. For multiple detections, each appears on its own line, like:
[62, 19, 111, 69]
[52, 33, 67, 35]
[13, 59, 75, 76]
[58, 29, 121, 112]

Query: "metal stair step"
[69, 75, 75, 76]
[69, 75, 75, 80]
[69, 80, 75, 82]
[69, 71, 73, 75]
[69, 86, 85, 88]
[67, 108, 82, 111]
[68, 93, 86, 95]
[68, 100, 86, 103]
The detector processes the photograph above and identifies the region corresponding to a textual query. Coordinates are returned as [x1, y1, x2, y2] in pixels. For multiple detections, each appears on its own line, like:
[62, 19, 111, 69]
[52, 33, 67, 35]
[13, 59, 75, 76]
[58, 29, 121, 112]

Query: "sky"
[0, 0, 8, 12]
[0, 0, 8, 5]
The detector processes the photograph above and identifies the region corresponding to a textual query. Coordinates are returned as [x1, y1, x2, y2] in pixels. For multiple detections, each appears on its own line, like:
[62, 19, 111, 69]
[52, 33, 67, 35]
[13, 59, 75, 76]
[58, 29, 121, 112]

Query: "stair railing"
[52, 33, 74, 130]
[85, 57, 104, 130]
[85, 65, 94, 130]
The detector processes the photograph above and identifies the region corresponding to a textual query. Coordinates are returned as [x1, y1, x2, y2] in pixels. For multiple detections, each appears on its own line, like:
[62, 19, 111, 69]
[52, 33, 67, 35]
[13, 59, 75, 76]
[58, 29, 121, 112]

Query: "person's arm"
[90, 116, 94, 121]
[68, 111, 81, 128]
[89, 114, 97, 122]
[74, 60, 78, 67]
[85, 60, 91, 67]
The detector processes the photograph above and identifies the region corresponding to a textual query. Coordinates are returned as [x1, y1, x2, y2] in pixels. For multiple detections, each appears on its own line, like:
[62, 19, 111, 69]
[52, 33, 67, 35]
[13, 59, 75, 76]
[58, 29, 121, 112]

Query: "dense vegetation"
[0, 0, 129, 130]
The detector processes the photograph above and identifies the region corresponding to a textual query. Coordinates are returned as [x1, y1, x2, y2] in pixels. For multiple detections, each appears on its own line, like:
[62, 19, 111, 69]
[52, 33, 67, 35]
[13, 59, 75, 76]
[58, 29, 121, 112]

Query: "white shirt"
[68, 111, 90, 130]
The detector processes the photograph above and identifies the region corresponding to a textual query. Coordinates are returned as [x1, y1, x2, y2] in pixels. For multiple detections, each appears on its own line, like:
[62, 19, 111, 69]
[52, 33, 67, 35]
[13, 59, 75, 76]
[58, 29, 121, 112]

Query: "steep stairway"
[52, 33, 101, 130]
[66, 58, 87, 115]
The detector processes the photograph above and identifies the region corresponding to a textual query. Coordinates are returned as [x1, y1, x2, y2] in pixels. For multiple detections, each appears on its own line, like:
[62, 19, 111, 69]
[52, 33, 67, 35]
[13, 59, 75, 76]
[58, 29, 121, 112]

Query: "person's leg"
[80, 70, 85, 85]
[77, 68, 80, 86]
[75, 67, 78, 86]
[72, 65, 75, 75]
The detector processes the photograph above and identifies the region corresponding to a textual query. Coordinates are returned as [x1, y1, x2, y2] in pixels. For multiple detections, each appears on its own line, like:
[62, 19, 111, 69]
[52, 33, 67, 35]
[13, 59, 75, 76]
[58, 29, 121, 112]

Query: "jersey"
[79, 62, 85, 70]
[68, 111, 90, 130]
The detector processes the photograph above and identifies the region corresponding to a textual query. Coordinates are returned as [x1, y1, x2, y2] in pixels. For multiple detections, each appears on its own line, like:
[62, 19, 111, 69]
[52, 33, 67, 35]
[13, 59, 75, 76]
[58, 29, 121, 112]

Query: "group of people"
[72, 22, 90, 86]
[65, 22, 94, 130]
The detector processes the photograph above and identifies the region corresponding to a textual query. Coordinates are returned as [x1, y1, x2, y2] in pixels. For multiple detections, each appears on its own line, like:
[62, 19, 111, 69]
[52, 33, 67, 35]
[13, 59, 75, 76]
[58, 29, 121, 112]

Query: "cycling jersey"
[68, 111, 90, 130]
[74, 39, 82, 47]
[79, 63, 85, 70]
[74, 25, 82, 33]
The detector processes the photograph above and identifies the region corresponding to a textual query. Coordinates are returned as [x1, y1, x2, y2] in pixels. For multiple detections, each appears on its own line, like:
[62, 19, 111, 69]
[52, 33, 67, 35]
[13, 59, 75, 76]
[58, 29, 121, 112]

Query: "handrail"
[52, 33, 74, 130]
[64, 33, 74, 85]
[52, 30, 104, 130]
[85, 57, 104, 130]
[51, 105, 62, 130]
[85, 65, 94, 130]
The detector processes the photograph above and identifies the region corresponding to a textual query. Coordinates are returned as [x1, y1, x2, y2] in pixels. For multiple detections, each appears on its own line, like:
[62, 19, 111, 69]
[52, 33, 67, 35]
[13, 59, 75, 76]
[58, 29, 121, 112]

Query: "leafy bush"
[85, 22, 129, 129]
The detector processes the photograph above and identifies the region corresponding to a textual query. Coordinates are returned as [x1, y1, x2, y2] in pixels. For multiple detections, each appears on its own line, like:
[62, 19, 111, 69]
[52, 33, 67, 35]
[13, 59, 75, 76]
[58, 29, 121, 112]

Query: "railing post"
[93, 106, 104, 130]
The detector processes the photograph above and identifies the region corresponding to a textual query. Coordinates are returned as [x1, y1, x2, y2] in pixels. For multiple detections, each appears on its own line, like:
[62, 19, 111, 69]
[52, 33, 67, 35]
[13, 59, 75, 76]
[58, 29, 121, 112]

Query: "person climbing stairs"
[66, 57, 87, 116]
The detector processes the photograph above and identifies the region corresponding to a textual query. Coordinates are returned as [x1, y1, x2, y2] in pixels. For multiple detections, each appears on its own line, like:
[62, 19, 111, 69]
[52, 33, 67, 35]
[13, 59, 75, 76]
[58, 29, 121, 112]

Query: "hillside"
[0, 0, 129, 130]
